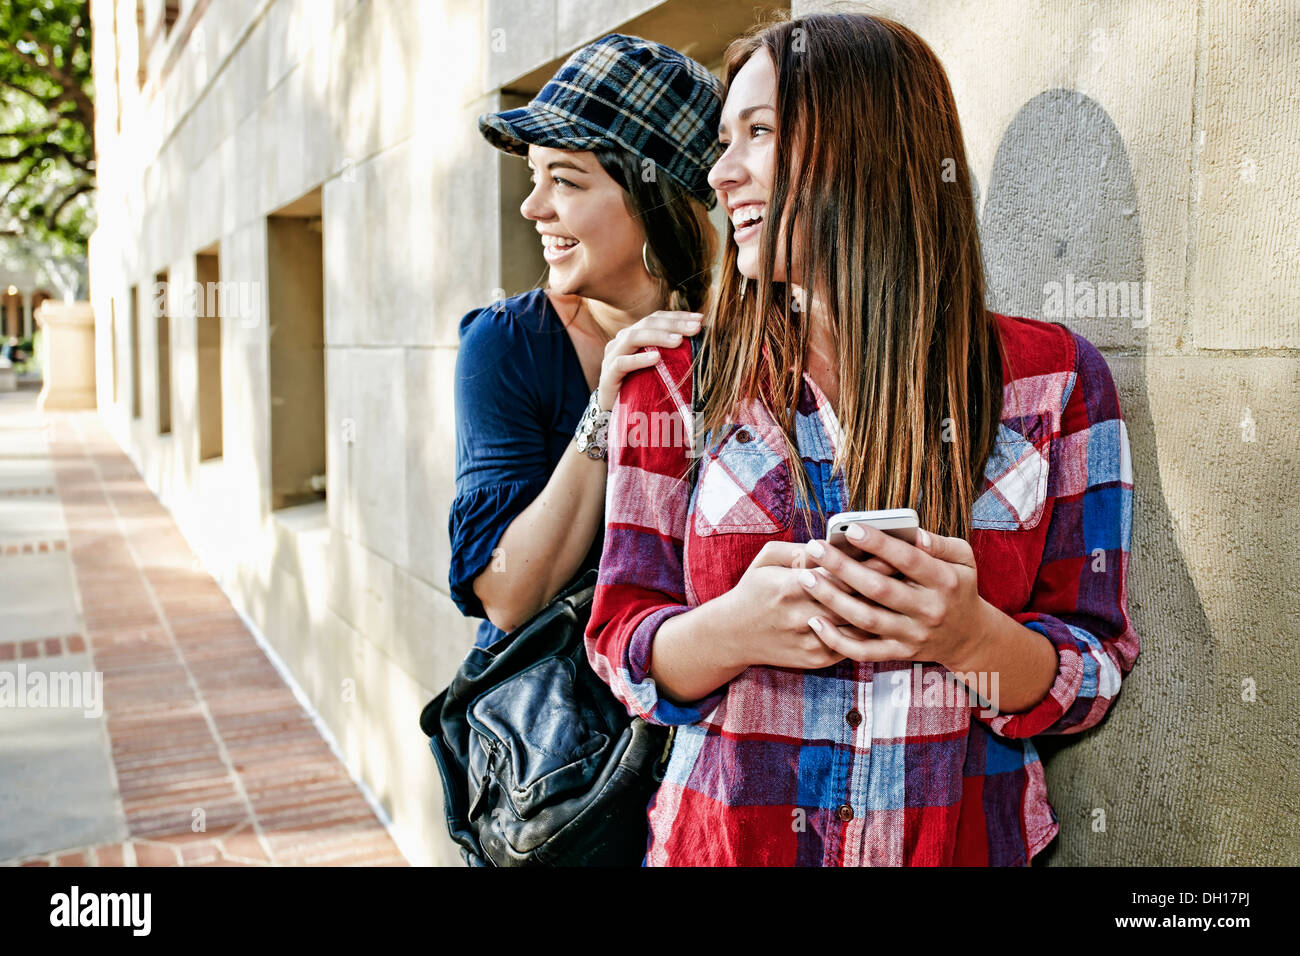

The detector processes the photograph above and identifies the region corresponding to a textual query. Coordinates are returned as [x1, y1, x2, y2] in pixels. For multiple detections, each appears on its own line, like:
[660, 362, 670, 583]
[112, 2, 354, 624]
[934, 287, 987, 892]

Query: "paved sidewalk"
[0, 383, 407, 866]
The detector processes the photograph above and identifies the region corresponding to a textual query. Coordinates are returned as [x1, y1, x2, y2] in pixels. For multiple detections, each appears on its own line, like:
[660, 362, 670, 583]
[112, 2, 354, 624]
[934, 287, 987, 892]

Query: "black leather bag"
[419, 567, 672, 866]
[420, 335, 705, 867]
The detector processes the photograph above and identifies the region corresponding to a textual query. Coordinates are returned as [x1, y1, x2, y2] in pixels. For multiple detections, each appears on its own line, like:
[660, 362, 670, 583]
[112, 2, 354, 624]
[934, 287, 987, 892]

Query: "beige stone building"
[88, 0, 1298, 866]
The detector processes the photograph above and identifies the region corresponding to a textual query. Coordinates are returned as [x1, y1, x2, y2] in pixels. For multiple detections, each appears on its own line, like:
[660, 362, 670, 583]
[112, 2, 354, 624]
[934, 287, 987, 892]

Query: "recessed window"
[130, 284, 141, 419]
[195, 248, 223, 460]
[154, 269, 171, 435]
[267, 190, 326, 510]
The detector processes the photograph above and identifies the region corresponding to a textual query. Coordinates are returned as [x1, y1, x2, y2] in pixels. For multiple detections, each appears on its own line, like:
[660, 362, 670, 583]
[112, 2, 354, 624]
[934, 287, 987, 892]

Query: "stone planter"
[36, 300, 96, 411]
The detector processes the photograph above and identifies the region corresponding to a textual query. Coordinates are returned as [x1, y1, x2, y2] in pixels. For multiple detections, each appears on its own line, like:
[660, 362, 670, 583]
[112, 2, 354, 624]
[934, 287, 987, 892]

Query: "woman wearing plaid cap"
[586, 12, 1139, 865]
[448, 36, 724, 648]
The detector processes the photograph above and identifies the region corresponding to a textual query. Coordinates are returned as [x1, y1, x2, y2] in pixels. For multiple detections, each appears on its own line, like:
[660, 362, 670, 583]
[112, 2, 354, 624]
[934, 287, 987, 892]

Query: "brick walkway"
[1, 385, 407, 866]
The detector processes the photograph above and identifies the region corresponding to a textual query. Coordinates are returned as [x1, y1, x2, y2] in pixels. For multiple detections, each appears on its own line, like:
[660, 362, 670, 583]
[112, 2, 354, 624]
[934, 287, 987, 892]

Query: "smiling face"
[520, 145, 649, 304]
[708, 48, 797, 283]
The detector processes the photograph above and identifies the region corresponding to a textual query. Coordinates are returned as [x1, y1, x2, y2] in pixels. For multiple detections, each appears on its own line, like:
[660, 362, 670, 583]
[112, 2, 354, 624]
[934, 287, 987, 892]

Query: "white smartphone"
[825, 508, 919, 548]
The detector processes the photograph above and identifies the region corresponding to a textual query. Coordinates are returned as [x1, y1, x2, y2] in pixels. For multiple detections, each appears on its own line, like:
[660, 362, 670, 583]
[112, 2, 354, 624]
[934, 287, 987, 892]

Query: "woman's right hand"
[596, 310, 703, 411]
[715, 541, 850, 671]
[716, 541, 899, 671]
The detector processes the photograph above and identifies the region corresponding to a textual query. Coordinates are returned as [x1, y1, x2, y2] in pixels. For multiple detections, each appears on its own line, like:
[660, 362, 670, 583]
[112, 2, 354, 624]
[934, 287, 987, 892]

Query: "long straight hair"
[694, 12, 1006, 541]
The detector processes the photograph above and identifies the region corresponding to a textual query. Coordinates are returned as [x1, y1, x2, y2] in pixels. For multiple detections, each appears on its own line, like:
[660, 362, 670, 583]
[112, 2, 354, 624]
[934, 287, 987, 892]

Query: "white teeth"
[731, 205, 764, 228]
[542, 235, 579, 249]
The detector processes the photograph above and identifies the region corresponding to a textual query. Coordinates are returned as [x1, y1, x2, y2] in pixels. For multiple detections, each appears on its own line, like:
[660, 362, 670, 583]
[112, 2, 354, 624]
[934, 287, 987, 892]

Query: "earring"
[642, 242, 655, 277]
[739, 276, 748, 299]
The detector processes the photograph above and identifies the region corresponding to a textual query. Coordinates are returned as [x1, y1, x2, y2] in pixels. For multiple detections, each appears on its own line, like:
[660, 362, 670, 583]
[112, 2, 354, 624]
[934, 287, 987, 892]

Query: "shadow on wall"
[979, 89, 1217, 865]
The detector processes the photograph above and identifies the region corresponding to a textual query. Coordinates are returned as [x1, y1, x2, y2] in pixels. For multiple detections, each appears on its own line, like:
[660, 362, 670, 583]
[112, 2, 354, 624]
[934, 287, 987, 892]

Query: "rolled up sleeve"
[976, 332, 1140, 739]
[584, 346, 724, 726]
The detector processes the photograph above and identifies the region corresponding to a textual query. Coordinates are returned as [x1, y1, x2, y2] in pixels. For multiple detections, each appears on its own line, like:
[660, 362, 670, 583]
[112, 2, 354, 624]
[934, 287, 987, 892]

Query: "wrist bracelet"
[574, 388, 611, 460]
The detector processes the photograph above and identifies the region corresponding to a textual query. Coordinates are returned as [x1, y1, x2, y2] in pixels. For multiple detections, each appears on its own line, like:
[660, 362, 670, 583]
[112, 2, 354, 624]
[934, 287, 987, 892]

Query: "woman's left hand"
[796, 524, 989, 668]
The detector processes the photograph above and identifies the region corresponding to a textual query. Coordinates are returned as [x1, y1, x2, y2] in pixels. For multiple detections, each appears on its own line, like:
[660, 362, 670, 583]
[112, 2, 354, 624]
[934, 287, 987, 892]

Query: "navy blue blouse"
[448, 288, 605, 648]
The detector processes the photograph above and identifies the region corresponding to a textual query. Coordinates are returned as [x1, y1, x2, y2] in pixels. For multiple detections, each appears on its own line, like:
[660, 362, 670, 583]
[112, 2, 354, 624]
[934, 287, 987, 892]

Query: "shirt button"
[735, 429, 752, 443]
[837, 805, 854, 822]
[845, 709, 862, 727]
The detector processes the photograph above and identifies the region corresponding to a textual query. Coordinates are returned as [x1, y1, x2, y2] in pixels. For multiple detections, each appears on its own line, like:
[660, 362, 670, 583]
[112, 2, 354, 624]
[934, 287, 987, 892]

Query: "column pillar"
[36, 300, 97, 411]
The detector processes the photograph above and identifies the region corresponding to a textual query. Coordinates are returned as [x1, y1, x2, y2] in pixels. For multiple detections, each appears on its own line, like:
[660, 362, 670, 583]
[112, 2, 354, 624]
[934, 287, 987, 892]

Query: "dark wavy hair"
[590, 147, 718, 314]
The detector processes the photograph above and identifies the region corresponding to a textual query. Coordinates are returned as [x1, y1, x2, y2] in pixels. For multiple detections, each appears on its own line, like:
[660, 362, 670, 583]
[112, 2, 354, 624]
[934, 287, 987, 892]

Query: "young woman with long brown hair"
[585, 13, 1139, 865]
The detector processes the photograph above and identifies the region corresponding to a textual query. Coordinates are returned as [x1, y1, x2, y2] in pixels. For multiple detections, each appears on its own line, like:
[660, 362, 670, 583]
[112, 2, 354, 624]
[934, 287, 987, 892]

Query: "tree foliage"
[0, 0, 94, 256]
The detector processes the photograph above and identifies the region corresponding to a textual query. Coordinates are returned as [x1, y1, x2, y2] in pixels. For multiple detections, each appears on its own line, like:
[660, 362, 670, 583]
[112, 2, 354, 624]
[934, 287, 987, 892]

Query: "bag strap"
[688, 332, 708, 483]
[690, 331, 706, 419]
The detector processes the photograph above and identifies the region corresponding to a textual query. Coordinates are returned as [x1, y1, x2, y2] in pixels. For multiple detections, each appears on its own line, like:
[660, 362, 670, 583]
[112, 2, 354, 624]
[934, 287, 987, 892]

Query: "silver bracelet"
[574, 389, 611, 460]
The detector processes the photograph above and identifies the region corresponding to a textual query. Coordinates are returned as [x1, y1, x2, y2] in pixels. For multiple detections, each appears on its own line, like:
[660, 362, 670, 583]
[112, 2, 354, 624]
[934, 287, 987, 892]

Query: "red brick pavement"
[6, 413, 408, 867]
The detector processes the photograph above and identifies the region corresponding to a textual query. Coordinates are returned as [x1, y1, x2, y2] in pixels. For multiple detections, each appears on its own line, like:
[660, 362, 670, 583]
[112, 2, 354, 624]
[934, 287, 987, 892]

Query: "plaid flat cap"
[479, 34, 723, 208]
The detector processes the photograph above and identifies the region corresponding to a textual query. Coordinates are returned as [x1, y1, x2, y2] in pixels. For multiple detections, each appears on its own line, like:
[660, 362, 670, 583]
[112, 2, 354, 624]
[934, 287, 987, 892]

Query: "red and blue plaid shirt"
[584, 312, 1139, 866]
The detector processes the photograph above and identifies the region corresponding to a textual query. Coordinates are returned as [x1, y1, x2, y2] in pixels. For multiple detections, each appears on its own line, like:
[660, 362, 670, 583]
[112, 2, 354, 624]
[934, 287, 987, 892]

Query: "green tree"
[0, 0, 93, 257]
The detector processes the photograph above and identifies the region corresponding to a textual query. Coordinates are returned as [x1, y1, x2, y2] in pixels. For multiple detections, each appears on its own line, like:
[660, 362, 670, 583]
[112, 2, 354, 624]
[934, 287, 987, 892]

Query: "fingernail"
[798, 570, 817, 589]
[846, 523, 866, 541]
[806, 540, 824, 558]
[917, 528, 929, 548]
[669, 333, 682, 343]
[808, 616, 823, 632]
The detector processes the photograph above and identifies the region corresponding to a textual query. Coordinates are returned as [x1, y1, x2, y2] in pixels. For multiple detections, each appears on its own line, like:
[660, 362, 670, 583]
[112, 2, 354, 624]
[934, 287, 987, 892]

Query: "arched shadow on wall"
[979, 89, 1216, 865]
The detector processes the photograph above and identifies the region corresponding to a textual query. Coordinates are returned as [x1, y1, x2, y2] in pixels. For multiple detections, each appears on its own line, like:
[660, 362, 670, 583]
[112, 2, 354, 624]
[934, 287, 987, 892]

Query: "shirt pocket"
[971, 420, 1051, 531]
[692, 422, 793, 535]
